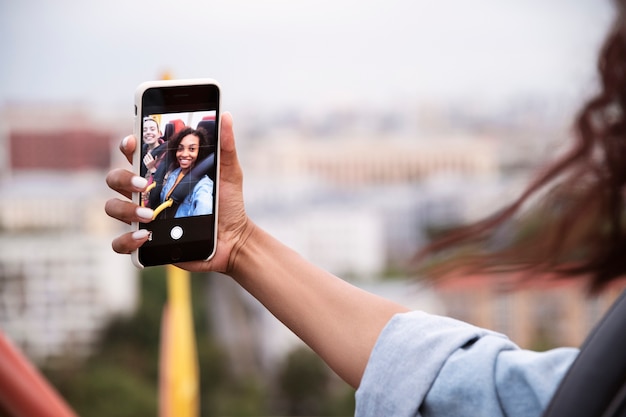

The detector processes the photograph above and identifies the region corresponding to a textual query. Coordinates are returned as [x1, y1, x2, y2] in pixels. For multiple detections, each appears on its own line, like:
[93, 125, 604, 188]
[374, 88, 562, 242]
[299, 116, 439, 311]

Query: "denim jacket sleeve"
[355, 311, 578, 417]
[187, 176, 213, 216]
[174, 176, 213, 217]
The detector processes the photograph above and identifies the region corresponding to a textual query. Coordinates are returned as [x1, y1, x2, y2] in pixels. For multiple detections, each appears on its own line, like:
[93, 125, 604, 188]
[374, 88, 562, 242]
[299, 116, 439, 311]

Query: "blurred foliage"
[41, 267, 355, 416]
[279, 347, 329, 415]
[277, 347, 355, 416]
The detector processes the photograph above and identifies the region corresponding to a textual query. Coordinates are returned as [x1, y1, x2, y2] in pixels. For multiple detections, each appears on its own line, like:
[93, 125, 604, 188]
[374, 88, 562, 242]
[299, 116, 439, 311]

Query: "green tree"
[43, 267, 356, 416]
[277, 347, 355, 416]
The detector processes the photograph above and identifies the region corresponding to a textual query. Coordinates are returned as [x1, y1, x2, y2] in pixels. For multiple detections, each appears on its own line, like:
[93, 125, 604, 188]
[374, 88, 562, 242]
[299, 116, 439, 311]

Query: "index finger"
[120, 135, 137, 164]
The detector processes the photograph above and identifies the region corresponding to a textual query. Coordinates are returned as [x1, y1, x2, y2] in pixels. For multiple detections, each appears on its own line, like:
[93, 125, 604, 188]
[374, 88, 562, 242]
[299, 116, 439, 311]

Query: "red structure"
[9, 129, 112, 171]
[0, 331, 77, 417]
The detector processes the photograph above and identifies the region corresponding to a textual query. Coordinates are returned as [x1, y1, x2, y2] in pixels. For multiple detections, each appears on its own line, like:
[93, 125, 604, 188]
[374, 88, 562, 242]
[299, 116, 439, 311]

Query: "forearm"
[229, 221, 409, 388]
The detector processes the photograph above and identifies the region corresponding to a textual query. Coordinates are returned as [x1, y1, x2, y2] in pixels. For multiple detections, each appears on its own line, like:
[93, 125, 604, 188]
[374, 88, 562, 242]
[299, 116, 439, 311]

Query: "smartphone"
[132, 78, 220, 268]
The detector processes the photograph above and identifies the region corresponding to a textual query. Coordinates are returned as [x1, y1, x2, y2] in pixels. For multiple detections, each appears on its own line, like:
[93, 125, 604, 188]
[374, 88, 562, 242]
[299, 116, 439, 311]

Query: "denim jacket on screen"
[160, 167, 214, 218]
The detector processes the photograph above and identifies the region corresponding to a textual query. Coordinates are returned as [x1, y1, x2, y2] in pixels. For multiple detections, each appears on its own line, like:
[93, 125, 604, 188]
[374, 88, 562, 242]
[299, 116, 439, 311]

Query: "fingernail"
[136, 207, 154, 221]
[132, 229, 151, 240]
[122, 135, 131, 149]
[131, 176, 148, 189]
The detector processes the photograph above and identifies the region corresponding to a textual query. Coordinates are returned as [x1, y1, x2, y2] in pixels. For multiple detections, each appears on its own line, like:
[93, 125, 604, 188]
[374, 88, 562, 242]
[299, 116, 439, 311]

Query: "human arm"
[229, 222, 409, 387]
[105, 112, 409, 388]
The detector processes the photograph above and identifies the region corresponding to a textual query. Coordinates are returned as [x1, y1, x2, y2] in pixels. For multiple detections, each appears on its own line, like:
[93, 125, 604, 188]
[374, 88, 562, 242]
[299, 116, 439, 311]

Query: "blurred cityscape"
[1, 94, 625, 414]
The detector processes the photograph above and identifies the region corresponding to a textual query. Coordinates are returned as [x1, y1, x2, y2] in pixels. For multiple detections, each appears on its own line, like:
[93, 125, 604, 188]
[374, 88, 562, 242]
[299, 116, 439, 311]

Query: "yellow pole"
[159, 265, 199, 417]
[156, 70, 199, 416]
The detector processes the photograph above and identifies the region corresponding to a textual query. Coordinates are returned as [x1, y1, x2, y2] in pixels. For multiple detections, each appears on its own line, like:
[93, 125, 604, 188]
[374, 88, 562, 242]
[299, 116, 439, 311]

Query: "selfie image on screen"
[140, 111, 217, 220]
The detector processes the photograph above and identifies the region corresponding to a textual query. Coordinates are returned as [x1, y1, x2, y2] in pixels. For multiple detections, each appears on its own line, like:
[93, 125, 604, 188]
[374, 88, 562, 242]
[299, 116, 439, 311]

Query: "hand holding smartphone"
[132, 79, 221, 268]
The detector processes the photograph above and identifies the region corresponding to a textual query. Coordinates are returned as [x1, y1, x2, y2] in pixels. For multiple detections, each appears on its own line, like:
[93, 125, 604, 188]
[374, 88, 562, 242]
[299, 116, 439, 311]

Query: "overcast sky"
[0, 0, 616, 115]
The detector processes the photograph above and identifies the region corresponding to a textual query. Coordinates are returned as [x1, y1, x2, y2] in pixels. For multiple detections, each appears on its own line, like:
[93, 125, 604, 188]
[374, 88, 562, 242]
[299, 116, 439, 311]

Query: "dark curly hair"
[416, 1, 626, 293]
[165, 126, 213, 172]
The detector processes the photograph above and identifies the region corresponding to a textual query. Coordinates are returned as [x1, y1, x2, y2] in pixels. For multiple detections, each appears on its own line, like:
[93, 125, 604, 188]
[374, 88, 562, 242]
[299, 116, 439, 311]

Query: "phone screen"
[136, 82, 219, 266]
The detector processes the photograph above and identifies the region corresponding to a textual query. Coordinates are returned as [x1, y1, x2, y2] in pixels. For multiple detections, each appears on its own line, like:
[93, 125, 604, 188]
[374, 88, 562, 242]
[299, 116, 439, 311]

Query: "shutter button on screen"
[170, 226, 183, 240]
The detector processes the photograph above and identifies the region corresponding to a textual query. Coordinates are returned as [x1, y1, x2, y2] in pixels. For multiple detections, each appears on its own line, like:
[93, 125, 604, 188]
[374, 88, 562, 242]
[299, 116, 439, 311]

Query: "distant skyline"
[0, 0, 615, 115]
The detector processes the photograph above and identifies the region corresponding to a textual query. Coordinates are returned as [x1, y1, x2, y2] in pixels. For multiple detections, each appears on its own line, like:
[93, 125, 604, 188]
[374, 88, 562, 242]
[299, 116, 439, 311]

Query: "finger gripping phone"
[132, 78, 221, 268]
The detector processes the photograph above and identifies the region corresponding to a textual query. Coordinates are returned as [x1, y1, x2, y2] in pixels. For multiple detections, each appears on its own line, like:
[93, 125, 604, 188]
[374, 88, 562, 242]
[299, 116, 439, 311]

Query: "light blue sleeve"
[355, 311, 578, 417]
[189, 176, 213, 216]
[175, 176, 214, 217]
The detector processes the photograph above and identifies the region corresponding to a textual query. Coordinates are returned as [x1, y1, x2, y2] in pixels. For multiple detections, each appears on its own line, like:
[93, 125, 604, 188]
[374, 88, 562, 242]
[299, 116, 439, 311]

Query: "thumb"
[220, 112, 235, 154]
[220, 112, 237, 165]
[219, 112, 243, 181]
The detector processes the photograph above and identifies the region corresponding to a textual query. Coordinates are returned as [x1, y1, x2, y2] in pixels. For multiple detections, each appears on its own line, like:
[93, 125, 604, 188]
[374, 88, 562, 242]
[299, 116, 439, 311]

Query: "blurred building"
[245, 175, 386, 279]
[242, 131, 497, 186]
[240, 127, 518, 275]
[0, 104, 137, 363]
[433, 272, 626, 349]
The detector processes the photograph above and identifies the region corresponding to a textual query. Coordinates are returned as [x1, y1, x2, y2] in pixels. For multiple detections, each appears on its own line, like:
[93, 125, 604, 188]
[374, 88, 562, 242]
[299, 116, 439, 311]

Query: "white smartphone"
[131, 78, 221, 268]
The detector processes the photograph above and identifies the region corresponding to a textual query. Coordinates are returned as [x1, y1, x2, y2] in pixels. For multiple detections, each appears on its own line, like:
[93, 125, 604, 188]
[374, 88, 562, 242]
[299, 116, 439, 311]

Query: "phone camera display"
[140, 111, 217, 221]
